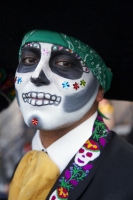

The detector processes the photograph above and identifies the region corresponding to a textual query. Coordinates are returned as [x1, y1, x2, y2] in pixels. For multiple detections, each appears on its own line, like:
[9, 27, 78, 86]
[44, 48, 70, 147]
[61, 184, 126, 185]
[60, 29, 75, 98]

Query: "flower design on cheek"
[15, 77, 22, 84]
[73, 82, 79, 90]
[62, 81, 70, 89]
[80, 80, 86, 87]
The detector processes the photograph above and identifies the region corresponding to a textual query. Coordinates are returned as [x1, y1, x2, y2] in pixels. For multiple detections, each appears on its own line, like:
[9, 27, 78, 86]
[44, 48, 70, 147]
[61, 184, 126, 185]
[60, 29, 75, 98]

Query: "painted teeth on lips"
[22, 92, 61, 106]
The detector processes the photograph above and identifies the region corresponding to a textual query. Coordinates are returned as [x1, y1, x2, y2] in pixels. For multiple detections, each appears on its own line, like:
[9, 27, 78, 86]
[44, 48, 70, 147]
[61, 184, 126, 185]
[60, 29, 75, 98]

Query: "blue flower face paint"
[62, 81, 70, 89]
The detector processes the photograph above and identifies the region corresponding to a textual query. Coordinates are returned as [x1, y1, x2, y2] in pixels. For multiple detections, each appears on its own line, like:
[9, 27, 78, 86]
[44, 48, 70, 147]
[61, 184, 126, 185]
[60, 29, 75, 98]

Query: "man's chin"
[23, 115, 61, 131]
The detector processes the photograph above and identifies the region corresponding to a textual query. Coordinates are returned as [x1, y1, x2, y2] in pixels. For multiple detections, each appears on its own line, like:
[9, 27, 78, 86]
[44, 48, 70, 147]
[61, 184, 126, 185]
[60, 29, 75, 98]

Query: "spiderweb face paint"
[15, 42, 99, 130]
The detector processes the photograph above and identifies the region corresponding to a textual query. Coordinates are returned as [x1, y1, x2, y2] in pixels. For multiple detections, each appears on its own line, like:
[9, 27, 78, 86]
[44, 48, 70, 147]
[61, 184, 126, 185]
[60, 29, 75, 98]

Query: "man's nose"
[30, 70, 50, 86]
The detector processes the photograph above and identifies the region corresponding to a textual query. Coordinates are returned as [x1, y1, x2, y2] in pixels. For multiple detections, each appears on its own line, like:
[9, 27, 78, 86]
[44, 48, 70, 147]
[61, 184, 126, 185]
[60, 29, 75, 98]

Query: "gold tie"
[8, 150, 60, 200]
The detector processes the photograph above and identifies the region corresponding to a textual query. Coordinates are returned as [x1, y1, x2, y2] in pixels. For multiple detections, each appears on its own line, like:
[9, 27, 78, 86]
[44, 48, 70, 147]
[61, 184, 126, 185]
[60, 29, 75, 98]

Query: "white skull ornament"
[75, 139, 100, 167]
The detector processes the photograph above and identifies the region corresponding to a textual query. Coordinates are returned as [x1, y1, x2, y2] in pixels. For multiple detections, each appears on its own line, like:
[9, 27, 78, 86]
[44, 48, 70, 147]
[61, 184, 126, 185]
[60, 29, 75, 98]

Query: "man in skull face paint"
[9, 30, 133, 200]
[15, 30, 112, 146]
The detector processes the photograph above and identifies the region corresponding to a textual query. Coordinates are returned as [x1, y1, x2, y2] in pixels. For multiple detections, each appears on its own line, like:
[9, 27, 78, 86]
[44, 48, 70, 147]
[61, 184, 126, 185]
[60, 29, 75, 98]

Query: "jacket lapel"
[47, 136, 113, 199]
[47, 114, 113, 200]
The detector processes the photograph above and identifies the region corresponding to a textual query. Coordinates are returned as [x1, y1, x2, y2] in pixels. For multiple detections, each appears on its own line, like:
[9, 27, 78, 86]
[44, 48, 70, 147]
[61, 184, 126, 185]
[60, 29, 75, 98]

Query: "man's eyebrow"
[51, 48, 74, 55]
[22, 46, 41, 55]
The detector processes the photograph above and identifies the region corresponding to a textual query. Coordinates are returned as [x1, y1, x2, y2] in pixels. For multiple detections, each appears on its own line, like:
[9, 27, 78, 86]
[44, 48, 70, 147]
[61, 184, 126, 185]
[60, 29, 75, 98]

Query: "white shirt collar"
[32, 111, 97, 173]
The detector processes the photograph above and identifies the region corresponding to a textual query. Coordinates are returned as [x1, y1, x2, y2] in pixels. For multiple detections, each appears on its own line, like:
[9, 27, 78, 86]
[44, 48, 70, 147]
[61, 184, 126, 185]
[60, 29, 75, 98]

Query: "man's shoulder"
[91, 131, 133, 197]
[101, 131, 133, 173]
[110, 131, 133, 158]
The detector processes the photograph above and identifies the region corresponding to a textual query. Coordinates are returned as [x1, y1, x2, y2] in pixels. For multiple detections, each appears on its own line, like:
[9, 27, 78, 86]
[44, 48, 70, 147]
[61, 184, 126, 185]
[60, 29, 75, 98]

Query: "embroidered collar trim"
[49, 112, 111, 200]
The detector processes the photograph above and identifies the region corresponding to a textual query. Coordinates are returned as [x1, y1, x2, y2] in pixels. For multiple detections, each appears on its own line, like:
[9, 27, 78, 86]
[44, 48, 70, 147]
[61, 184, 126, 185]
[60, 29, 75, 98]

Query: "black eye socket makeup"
[49, 45, 83, 80]
[21, 56, 39, 66]
[17, 43, 89, 76]
[17, 45, 41, 73]
[54, 55, 77, 68]
[55, 60, 72, 67]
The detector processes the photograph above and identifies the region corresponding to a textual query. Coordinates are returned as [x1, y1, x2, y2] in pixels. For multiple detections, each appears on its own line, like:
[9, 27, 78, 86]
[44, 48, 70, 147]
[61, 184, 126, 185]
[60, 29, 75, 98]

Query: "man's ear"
[96, 86, 104, 103]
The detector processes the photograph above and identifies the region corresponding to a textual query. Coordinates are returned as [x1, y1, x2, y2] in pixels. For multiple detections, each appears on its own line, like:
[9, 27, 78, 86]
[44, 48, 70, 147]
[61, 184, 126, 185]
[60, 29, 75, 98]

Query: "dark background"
[0, 0, 133, 101]
[0, 2, 133, 198]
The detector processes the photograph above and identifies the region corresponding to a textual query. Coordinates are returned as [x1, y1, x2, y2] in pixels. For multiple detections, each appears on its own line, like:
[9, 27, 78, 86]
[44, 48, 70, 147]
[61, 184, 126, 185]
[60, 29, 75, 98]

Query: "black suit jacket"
[4, 132, 133, 200]
[47, 132, 133, 200]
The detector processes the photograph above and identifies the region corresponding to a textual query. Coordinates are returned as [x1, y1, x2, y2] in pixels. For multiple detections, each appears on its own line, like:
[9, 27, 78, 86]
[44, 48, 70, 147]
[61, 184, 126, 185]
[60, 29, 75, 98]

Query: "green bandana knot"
[19, 30, 113, 92]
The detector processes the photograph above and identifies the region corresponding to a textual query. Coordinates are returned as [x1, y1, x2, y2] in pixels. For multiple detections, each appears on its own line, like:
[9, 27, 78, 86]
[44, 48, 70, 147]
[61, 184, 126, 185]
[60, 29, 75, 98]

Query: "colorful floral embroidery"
[49, 113, 110, 200]
[84, 139, 99, 151]
[92, 115, 109, 146]
[60, 163, 89, 187]
[57, 187, 69, 199]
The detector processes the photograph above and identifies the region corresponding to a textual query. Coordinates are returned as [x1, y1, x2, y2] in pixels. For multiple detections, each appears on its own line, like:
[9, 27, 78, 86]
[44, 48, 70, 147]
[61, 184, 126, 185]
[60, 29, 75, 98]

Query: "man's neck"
[40, 103, 98, 148]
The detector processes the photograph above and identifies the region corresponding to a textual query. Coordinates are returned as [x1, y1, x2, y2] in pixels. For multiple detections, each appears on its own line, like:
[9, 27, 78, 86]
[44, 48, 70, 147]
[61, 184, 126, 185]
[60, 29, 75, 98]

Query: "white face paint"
[75, 146, 100, 167]
[15, 42, 99, 130]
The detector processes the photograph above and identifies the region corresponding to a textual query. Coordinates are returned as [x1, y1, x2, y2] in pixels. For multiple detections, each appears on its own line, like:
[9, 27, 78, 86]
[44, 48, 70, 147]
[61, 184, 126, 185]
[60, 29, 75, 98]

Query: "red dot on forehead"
[86, 152, 93, 157]
[79, 148, 84, 153]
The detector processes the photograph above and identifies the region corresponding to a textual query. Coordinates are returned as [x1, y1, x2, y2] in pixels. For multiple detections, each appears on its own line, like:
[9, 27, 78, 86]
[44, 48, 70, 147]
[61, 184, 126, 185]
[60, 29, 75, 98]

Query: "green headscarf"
[19, 30, 113, 92]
